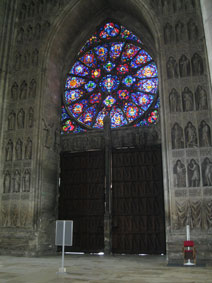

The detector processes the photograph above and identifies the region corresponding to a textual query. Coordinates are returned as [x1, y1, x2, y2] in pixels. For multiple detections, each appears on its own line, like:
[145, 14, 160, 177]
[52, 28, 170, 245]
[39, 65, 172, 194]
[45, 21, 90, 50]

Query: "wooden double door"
[59, 145, 166, 254]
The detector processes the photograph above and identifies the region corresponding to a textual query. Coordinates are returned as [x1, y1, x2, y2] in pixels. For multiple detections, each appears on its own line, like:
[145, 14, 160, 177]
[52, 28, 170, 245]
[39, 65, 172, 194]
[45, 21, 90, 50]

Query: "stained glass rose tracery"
[62, 20, 159, 133]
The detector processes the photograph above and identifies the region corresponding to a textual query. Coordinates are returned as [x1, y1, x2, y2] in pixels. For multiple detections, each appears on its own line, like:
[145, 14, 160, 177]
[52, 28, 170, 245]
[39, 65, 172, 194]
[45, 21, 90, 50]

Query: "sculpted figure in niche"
[162, 0, 170, 14]
[29, 79, 36, 98]
[202, 158, 212, 186]
[179, 55, 190, 77]
[171, 123, 184, 149]
[26, 25, 33, 41]
[16, 27, 24, 43]
[17, 108, 25, 129]
[182, 87, 193, 111]
[14, 52, 21, 71]
[169, 88, 181, 112]
[3, 171, 11, 193]
[15, 139, 23, 160]
[28, 107, 34, 128]
[34, 23, 41, 40]
[164, 23, 173, 44]
[8, 111, 16, 130]
[192, 53, 204, 76]
[11, 82, 18, 100]
[42, 21, 50, 36]
[173, 0, 183, 12]
[5, 139, 13, 161]
[20, 81, 27, 99]
[28, 1, 35, 17]
[188, 19, 198, 41]
[13, 170, 21, 192]
[185, 122, 197, 148]
[32, 49, 39, 66]
[175, 21, 185, 42]
[185, 0, 195, 10]
[199, 120, 211, 147]
[43, 119, 54, 149]
[195, 85, 207, 110]
[167, 56, 178, 79]
[23, 50, 30, 68]
[22, 169, 31, 192]
[188, 159, 200, 187]
[173, 160, 186, 187]
[25, 138, 32, 159]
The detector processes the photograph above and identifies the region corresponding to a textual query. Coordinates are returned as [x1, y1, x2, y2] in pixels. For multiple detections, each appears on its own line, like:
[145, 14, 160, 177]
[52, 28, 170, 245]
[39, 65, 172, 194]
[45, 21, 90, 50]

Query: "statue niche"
[28, 107, 34, 127]
[16, 27, 24, 43]
[188, 19, 198, 41]
[184, 122, 197, 148]
[175, 21, 185, 42]
[8, 111, 16, 130]
[187, 159, 200, 187]
[5, 139, 13, 161]
[28, 1, 35, 18]
[13, 169, 21, 193]
[19, 4, 27, 20]
[34, 23, 41, 40]
[192, 53, 204, 76]
[173, 0, 183, 12]
[14, 52, 21, 71]
[17, 108, 25, 129]
[25, 137, 32, 160]
[195, 85, 208, 110]
[167, 56, 178, 79]
[202, 158, 212, 186]
[179, 55, 190, 77]
[32, 49, 39, 66]
[15, 139, 23, 160]
[3, 171, 11, 193]
[164, 23, 173, 44]
[22, 169, 31, 192]
[173, 160, 186, 187]
[182, 87, 194, 112]
[171, 123, 184, 149]
[185, 0, 195, 10]
[23, 50, 30, 68]
[29, 79, 36, 98]
[169, 88, 181, 112]
[199, 120, 211, 147]
[11, 82, 18, 100]
[20, 81, 27, 100]
[26, 25, 33, 42]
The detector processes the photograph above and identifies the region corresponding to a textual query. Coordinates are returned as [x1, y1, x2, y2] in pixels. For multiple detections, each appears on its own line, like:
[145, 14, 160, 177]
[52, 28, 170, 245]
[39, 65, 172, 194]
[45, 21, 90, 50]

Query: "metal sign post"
[55, 220, 73, 273]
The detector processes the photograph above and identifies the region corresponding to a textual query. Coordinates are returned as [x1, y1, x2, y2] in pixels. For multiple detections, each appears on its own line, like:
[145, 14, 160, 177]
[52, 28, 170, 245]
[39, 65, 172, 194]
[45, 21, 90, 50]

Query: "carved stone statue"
[26, 25, 33, 41]
[3, 171, 11, 193]
[11, 82, 18, 100]
[185, 122, 197, 148]
[188, 19, 198, 41]
[171, 123, 184, 149]
[22, 169, 31, 192]
[13, 170, 21, 192]
[192, 53, 204, 76]
[25, 138, 32, 159]
[179, 55, 190, 77]
[187, 159, 200, 187]
[199, 120, 211, 147]
[29, 79, 36, 98]
[34, 23, 41, 40]
[15, 139, 23, 160]
[23, 50, 30, 68]
[8, 111, 16, 130]
[43, 119, 54, 149]
[32, 49, 39, 66]
[17, 108, 25, 129]
[14, 52, 21, 71]
[167, 56, 178, 79]
[175, 21, 185, 42]
[16, 27, 24, 43]
[169, 88, 181, 112]
[19, 4, 26, 20]
[164, 23, 173, 44]
[202, 158, 212, 186]
[28, 107, 34, 127]
[28, 1, 35, 18]
[5, 139, 13, 161]
[173, 0, 183, 12]
[173, 160, 186, 187]
[195, 85, 207, 110]
[20, 81, 27, 99]
[182, 87, 193, 111]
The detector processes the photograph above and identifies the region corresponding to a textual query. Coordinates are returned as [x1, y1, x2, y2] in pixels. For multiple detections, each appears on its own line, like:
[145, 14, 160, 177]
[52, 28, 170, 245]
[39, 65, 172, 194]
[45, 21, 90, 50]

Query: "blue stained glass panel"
[122, 75, 136, 87]
[131, 49, 152, 68]
[62, 119, 75, 132]
[95, 45, 108, 62]
[68, 99, 88, 118]
[84, 81, 96, 92]
[137, 78, 158, 93]
[100, 75, 120, 92]
[90, 92, 102, 104]
[78, 105, 97, 125]
[93, 108, 108, 129]
[135, 63, 157, 78]
[131, 92, 154, 110]
[79, 50, 97, 68]
[110, 42, 125, 61]
[70, 61, 90, 76]
[110, 107, 127, 128]
[103, 61, 116, 72]
[123, 102, 143, 122]
[61, 106, 70, 121]
[99, 22, 120, 39]
[64, 89, 84, 104]
[120, 26, 142, 44]
[66, 77, 86, 89]
[121, 44, 140, 62]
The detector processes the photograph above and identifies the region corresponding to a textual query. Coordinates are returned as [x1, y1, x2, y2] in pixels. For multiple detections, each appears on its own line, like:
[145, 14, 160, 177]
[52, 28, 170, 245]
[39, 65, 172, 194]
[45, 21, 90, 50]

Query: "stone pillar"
[103, 116, 112, 254]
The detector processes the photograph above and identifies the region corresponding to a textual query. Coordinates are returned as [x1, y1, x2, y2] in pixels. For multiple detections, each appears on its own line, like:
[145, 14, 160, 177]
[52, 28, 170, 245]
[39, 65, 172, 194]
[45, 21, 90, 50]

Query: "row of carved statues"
[173, 158, 212, 187]
[8, 107, 34, 130]
[14, 49, 39, 71]
[3, 169, 31, 193]
[169, 86, 208, 112]
[5, 138, 32, 161]
[164, 19, 198, 44]
[11, 80, 36, 100]
[16, 21, 50, 43]
[151, 0, 195, 13]
[19, 0, 65, 20]
[171, 120, 211, 149]
[167, 53, 203, 79]
[174, 199, 212, 230]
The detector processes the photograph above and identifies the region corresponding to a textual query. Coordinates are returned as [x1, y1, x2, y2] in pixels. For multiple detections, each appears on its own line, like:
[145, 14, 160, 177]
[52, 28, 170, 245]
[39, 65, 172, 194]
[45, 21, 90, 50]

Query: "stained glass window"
[62, 20, 159, 134]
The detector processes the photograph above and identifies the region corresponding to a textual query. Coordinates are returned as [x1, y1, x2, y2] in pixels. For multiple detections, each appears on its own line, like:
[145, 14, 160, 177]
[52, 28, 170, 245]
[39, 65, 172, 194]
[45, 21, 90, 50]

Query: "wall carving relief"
[23, 50, 30, 68]
[11, 82, 18, 100]
[5, 139, 13, 161]
[171, 123, 184, 149]
[179, 55, 190, 77]
[199, 121, 211, 147]
[195, 86, 207, 110]
[15, 139, 23, 160]
[13, 169, 21, 193]
[17, 108, 25, 129]
[191, 53, 204, 76]
[28, 107, 34, 127]
[20, 81, 27, 100]
[8, 111, 16, 130]
[182, 87, 194, 112]
[22, 169, 31, 192]
[173, 160, 186, 187]
[3, 170, 11, 193]
[187, 159, 200, 187]
[25, 137, 32, 160]
[29, 79, 36, 98]
[175, 21, 185, 42]
[185, 122, 197, 148]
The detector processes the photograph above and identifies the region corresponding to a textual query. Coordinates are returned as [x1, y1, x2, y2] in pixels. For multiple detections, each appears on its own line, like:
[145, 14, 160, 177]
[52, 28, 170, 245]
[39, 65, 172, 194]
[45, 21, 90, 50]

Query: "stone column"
[103, 116, 112, 254]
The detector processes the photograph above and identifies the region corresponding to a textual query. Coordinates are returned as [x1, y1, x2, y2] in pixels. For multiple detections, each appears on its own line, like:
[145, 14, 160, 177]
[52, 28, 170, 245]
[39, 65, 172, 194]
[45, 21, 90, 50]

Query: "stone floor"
[0, 254, 212, 283]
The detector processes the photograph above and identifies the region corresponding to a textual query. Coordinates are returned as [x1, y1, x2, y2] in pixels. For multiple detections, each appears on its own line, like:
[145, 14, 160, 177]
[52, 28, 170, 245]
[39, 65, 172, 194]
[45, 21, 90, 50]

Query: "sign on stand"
[55, 220, 73, 273]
